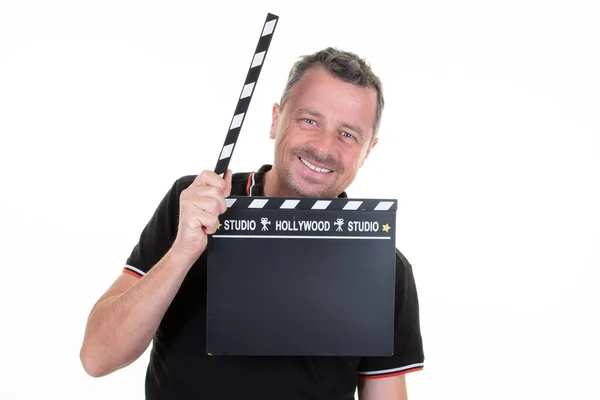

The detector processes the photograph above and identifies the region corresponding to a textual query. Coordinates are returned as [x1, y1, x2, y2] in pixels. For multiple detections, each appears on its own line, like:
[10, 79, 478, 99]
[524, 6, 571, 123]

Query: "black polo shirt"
[124, 164, 424, 400]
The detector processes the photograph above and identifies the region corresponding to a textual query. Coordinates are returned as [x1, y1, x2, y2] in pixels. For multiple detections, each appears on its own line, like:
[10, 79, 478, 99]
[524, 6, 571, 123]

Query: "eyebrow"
[296, 108, 365, 138]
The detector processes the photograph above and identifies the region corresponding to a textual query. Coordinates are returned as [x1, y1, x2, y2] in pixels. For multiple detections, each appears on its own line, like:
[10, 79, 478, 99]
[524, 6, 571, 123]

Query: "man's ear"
[269, 103, 280, 140]
[361, 137, 378, 168]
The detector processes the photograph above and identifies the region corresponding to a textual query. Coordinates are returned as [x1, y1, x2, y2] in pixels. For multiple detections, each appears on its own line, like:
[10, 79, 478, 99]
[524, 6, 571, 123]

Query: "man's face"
[270, 67, 379, 198]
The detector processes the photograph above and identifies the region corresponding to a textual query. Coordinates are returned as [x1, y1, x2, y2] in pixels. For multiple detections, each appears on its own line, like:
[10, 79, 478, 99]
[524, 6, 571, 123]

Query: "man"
[80, 47, 424, 399]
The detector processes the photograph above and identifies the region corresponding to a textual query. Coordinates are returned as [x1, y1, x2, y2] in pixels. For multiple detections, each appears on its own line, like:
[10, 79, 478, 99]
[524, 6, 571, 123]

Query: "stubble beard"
[278, 147, 341, 198]
[281, 168, 333, 198]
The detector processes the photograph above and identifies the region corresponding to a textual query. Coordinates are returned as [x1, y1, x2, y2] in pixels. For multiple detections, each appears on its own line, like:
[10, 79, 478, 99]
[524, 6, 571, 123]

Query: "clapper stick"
[214, 13, 279, 178]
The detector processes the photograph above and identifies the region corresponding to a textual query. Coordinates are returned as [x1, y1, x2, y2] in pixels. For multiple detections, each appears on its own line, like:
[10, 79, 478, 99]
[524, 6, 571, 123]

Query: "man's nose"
[314, 128, 337, 155]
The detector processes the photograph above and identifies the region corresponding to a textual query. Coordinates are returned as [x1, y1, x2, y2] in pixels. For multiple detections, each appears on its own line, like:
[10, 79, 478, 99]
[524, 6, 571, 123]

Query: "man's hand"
[172, 169, 232, 261]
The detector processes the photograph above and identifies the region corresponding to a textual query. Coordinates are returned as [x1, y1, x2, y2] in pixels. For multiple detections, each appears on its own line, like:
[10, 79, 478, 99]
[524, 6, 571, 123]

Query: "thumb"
[224, 169, 233, 197]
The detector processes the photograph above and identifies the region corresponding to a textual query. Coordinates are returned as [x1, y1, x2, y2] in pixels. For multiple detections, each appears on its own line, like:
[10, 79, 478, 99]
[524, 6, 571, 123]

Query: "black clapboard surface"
[206, 196, 397, 356]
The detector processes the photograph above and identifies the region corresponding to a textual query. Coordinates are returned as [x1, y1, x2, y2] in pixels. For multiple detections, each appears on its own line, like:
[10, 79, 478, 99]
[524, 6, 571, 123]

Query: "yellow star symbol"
[382, 223, 391, 233]
[217, 220, 222, 230]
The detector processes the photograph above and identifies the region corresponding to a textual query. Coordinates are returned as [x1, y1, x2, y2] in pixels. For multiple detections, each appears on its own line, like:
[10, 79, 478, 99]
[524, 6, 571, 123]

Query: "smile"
[300, 157, 333, 173]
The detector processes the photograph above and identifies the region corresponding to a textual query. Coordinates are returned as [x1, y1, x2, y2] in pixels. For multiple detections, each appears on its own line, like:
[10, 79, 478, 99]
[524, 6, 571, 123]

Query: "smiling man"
[80, 47, 424, 400]
[265, 64, 379, 198]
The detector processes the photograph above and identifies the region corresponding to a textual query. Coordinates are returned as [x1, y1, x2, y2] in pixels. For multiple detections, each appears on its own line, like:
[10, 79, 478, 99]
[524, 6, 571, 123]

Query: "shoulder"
[172, 175, 196, 192]
[395, 248, 412, 271]
[393, 248, 419, 295]
[231, 171, 252, 195]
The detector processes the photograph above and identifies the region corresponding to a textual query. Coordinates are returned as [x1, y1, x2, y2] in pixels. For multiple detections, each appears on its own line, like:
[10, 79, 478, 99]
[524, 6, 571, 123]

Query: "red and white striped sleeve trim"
[358, 362, 424, 379]
[123, 265, 146, 279]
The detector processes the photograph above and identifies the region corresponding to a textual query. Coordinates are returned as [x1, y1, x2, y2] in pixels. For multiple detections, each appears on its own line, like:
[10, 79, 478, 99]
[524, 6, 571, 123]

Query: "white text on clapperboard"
[222, 219, 381, 232]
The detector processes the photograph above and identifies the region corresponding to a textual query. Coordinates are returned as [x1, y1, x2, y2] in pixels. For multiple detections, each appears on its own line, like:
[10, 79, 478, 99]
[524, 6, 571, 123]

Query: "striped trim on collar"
[246, 172, 255, 196]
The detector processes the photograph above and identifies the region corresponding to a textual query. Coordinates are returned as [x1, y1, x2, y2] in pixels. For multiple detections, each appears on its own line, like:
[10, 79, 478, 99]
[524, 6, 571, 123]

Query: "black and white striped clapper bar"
[213, 13, 278, 178]
[206, 14, 398, 356]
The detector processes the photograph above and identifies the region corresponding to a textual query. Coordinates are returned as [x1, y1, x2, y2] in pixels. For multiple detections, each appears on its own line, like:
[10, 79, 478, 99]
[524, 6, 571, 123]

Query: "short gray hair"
[279, 47, 384, 141]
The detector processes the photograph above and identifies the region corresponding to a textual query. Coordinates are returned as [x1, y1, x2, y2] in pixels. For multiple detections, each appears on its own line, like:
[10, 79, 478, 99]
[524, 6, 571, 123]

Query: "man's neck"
[263, 166, 285, 197]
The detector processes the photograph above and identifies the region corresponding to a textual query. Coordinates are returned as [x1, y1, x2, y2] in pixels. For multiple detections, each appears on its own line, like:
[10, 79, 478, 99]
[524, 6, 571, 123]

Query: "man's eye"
[341, 131, 354, 139]
[304, 118, 317, 125]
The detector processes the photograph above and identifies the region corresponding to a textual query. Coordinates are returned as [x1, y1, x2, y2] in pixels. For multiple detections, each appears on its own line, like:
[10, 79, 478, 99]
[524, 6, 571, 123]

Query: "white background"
[1, 1, 598, 399]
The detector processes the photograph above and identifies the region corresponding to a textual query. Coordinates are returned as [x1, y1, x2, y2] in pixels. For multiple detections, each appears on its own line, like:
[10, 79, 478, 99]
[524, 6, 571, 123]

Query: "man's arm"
[79, 170, 232, 377]
[79, 249, 196, 377]
[356, 249, 424, 398]
[358, 375, 408, 400]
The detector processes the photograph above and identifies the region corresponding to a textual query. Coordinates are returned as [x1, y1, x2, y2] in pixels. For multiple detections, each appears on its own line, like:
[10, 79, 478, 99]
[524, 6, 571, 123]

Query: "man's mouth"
[299, 157, 333, 173]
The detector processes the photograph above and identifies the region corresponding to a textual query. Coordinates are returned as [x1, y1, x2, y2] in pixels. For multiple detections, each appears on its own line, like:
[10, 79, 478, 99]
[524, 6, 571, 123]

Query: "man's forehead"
[290, 67, 376, 105]
[286, 68, 377, 133]
[292, 67, 350, 94]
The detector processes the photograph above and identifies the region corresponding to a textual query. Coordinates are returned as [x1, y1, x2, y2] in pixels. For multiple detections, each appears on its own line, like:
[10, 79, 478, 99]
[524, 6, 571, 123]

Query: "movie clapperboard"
[206, 13, 398, 356]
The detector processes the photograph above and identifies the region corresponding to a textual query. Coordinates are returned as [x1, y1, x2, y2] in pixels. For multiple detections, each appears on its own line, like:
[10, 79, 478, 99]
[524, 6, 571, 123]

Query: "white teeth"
[300, 157, 332, 173]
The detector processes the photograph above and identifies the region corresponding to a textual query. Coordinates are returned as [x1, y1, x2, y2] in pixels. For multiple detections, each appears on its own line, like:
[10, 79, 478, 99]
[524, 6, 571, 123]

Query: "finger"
[193, 170, 227, 192]
[191, 196, 225, 216]
[197, 212, 219, 235]
[201, 186, 227, 213]
[184, 186, 227, 214]
[182, 209, 218, 235]
[224, 169, 233, 197]
[178, 208, 211, 233]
